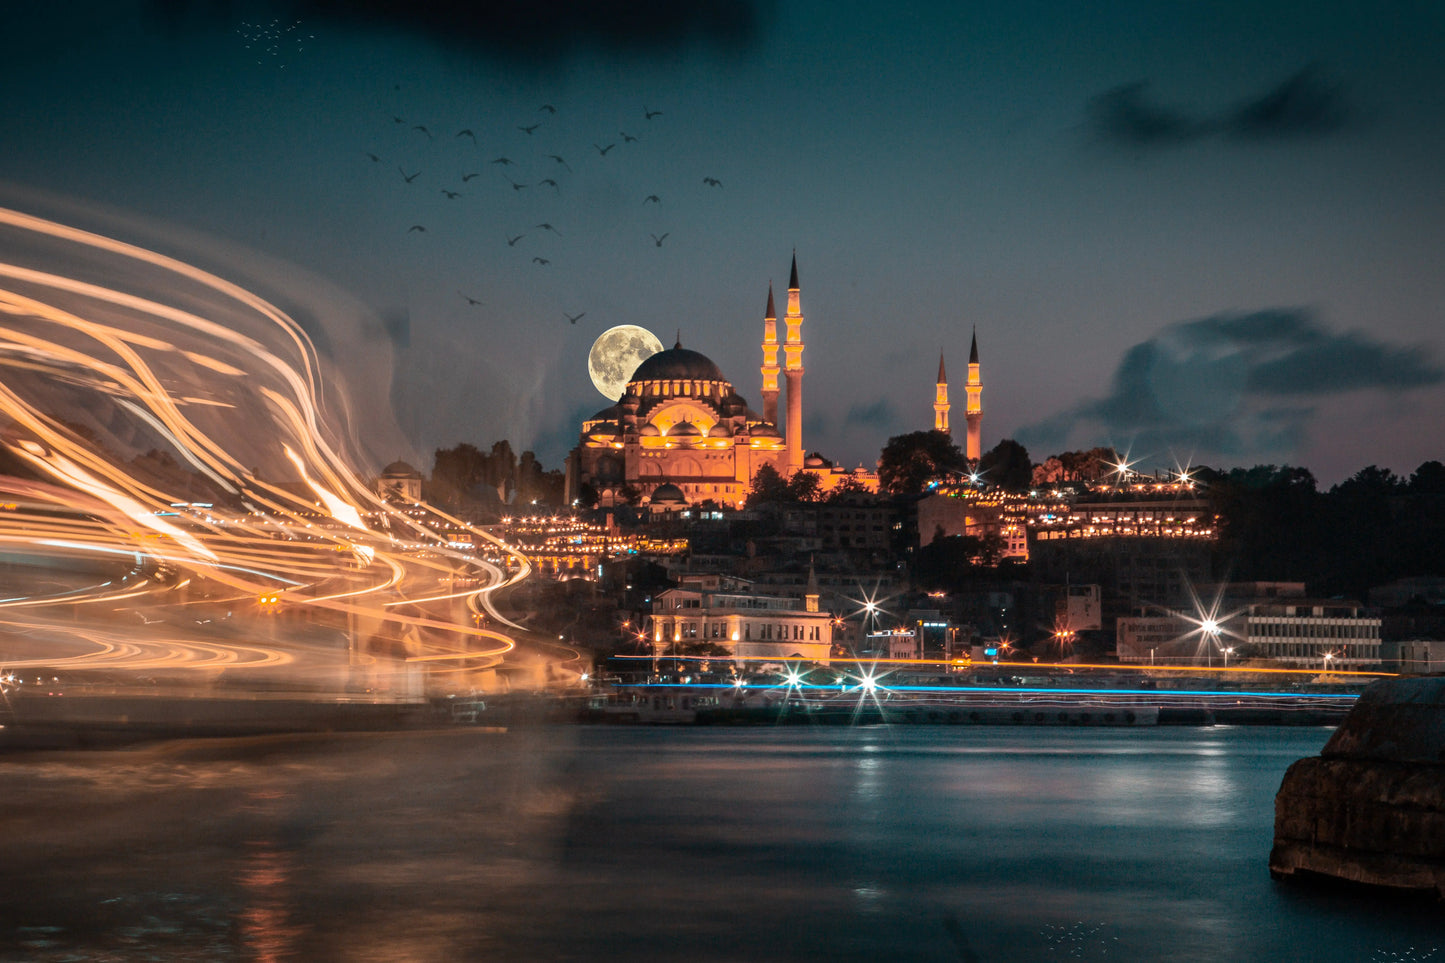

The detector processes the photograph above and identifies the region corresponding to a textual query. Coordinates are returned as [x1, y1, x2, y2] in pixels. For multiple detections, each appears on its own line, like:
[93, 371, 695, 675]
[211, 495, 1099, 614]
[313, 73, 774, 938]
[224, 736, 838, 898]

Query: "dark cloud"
[1017, 308, 1441, 464]
[844, 398, 897, 430]
[1224, 65, 1349, 139]
[149, 0, 768, 61]
[1086, 82, 1208, 149]
[1086, 67, 1351, 152]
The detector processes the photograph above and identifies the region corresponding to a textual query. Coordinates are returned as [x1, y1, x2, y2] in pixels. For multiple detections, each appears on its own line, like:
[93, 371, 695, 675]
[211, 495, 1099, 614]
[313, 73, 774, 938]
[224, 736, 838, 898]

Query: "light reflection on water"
[1, 725, 1441, 961]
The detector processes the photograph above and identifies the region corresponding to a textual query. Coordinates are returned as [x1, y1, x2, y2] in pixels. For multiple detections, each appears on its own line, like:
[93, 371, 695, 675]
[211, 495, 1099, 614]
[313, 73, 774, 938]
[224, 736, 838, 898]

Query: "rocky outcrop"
[1270, 677, 1445, 896]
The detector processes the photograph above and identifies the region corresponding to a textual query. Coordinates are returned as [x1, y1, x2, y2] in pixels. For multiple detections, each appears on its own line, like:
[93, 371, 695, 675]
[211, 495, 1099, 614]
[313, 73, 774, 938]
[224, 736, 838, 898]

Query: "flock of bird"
[364, 95, 726, 323]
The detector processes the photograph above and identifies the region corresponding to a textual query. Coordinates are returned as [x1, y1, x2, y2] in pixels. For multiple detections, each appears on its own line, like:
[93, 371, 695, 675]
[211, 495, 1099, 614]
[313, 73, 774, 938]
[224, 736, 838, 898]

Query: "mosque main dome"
[629, 345, 728, 385]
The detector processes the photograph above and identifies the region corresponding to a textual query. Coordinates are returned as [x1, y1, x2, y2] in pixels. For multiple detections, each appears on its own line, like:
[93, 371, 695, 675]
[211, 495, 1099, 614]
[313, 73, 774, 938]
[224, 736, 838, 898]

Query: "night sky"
[4, 1, 1443, 484]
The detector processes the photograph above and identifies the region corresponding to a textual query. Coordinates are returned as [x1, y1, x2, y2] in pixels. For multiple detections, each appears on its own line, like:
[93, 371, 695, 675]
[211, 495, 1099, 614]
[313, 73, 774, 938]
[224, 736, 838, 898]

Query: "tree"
[978, 439, 1033, 491]
[747, 463, 790, 505]
[825, 475, 870, 501]
[877, 430, 968, 494]
[786, 470, 823, 502]
[1409, 460, 1445, 495]
[430, 442, 488, 506]
[1033, 447, 1120, 484]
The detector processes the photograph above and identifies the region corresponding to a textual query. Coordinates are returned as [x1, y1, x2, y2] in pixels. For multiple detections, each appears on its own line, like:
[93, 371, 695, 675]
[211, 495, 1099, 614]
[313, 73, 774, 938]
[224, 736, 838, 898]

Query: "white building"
[1116, 593, 1381, 668]
[647, 572, 833, 664]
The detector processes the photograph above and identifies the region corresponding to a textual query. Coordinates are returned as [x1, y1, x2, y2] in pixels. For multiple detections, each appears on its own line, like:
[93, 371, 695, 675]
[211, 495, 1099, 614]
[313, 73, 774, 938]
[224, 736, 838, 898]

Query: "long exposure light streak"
[0, 205, 543, 698]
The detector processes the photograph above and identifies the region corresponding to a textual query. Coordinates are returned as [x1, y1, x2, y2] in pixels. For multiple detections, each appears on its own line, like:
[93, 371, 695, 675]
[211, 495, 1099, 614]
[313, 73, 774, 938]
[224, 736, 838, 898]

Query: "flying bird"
[703, 177, 722, 187]
[412, 124, 433, 139]
[392, 115, 405, 124]
[532, 257, 550, 265]
[461, 172, 480, 181]
[594, 143, 615, 156]
[620, 131, 638, 143]
[509, 180, 527, 191]
[546, 154, 571, 171]
[399, 167, 421, 183]
[456, 129, 476, 143]
[650, 233, 669, 247]
[539, 178, 559, 190]
[491, 157, 512, 166]
[643, 195, 660, 204]
[539, 104, 557, 114]
[441, 189, 462, 199]
[365, 152, 380, 162]
[460, 292, 484, 306]
[644, 106, 662, 120]
[564, 312, 586, 325]
[408, 225, 426, 233]
[518, 123, 541, 135]
[506, 234, 524, 246]
[535, 223, 561, 235]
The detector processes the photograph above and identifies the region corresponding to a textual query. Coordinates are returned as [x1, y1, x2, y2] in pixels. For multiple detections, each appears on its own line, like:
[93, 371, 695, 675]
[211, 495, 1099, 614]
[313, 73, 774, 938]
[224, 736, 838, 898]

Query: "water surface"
[1, 725, 1439, 961]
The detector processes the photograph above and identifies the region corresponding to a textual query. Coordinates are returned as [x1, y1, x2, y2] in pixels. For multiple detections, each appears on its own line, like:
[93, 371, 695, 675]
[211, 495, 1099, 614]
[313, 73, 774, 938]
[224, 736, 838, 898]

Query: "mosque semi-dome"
[650, 482, 686, 504]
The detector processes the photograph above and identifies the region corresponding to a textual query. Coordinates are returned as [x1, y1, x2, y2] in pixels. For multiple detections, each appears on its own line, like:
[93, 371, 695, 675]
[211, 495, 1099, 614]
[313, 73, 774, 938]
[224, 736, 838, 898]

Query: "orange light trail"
[0, 206, 542, 697]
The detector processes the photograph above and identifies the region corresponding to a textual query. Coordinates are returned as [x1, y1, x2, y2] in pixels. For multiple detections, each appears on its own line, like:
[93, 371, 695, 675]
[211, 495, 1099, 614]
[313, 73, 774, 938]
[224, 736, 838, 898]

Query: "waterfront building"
[645, 571, 834, 664]
[1116, 584, 1381, 668]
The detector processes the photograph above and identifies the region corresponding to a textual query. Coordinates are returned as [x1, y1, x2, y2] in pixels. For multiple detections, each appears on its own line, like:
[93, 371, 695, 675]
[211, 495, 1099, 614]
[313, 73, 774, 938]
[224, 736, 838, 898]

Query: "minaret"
[965, 328, 982, 461]
[934, 351, 950, 436]
[760, 283, 780, 426]
[783, 252, 805, 473]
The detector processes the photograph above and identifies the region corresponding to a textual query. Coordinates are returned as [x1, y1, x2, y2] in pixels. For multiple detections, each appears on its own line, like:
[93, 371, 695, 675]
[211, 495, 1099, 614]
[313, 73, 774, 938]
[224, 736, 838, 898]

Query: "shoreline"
[0, 689, 1349, 751]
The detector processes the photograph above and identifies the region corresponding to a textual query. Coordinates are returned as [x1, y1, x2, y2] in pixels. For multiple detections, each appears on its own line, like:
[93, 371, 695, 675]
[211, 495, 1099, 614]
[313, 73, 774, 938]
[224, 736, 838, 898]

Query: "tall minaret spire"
[783, 251, 805, 473]
[934, 351, 950, 436]
[760, 283, 780, 426]
[965, 327, 982, 461]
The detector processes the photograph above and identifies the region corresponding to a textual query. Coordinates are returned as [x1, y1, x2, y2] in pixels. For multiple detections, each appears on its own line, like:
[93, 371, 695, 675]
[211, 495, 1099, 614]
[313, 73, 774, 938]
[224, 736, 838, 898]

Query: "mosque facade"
[564, 256, 982, 510]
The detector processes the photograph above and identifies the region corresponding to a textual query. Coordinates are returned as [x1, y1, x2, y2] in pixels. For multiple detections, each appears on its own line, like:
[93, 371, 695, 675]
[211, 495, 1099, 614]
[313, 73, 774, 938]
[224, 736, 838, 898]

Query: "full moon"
[588, 325, 665, 401]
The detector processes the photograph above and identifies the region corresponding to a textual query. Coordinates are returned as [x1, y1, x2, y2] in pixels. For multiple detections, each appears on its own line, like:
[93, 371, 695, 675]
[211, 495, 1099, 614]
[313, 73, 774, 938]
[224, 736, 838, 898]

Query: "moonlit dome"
[629, 346, 728, 385]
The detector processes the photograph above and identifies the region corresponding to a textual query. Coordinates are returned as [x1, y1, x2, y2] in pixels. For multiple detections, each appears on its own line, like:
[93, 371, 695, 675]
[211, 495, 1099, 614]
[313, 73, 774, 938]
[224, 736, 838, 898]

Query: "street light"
[1201, 618, 1221, 667]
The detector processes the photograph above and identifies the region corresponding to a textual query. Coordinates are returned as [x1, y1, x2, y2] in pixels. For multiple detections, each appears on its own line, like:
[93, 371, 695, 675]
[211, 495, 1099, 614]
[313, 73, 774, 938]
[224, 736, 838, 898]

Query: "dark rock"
[1270, 677, 1445, 897]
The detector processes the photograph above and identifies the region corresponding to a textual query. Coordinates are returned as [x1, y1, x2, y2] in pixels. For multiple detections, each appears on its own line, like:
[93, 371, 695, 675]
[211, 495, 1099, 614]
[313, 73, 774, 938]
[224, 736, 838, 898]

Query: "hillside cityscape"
[388, 432, 1445, 677]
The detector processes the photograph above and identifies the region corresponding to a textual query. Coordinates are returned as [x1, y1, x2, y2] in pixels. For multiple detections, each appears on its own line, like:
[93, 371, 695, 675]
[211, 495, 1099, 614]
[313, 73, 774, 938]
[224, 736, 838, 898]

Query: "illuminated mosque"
[565, 255, 982, 510]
